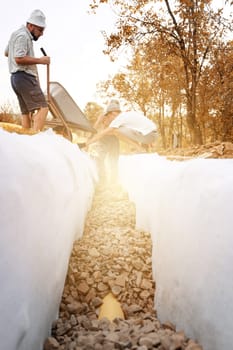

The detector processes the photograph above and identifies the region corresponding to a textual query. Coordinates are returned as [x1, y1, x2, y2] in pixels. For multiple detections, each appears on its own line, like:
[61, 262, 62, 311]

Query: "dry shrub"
[0, 122, 36, 135]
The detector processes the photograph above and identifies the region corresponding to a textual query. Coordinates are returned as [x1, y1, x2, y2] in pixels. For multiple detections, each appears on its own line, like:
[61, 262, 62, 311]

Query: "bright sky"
[0, 0, 123, 111]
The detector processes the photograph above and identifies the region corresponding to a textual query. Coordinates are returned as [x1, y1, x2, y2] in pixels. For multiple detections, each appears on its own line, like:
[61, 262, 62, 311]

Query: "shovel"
[40, 47, 50, 103]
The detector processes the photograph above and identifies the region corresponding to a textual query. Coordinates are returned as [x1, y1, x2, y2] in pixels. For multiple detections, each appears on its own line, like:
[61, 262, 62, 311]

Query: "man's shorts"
[11, 71, 48, 114]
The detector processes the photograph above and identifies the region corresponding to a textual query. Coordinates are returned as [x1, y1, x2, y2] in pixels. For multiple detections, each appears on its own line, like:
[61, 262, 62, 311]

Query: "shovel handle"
[40, 47, 47, 56]
[40, 47, 50, 103]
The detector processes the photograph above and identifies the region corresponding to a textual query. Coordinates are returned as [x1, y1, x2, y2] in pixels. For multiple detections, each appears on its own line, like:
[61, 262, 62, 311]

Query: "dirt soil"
[44, 184, 203, 350]
[157, 141, 233, 160]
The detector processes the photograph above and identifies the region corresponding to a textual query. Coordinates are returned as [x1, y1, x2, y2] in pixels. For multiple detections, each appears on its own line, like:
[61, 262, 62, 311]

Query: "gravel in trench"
[44, 185, 203, 350]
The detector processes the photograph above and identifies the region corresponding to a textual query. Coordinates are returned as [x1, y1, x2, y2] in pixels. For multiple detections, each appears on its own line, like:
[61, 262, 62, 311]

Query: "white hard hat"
[105, 99, 121, 115]
[27, 9, 46, 28]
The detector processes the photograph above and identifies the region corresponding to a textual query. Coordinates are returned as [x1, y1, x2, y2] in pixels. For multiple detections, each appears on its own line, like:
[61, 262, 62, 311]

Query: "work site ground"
[44, 184, 202, 350]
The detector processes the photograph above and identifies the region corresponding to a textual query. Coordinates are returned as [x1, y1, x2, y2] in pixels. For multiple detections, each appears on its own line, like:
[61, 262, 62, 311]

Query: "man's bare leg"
[22, 113, 32, 129]
[33, 107, 48, 132]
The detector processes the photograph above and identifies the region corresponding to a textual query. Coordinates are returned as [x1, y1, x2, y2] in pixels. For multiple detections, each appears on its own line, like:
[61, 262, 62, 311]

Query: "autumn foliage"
[89, 0, 233, 147]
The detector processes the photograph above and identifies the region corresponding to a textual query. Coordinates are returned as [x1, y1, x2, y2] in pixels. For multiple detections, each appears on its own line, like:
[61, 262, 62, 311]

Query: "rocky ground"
[2, 122, 232, 349]
[43, 184, 203, 350]
[43, 141, 233, 350]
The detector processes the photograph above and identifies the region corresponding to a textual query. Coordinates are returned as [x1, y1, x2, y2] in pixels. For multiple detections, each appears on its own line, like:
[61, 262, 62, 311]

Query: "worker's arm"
[86, 127, 114, 146]
[15, 55, 50, 65]
[93, 114, 105, 129]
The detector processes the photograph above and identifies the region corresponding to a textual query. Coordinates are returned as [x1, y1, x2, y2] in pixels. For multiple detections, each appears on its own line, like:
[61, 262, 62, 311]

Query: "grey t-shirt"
[5, 25, 38, 77]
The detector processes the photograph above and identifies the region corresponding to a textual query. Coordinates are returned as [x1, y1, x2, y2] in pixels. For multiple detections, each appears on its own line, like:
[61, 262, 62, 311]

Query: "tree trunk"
[221, 112, 233, 142]
[186, 96, 203, 145]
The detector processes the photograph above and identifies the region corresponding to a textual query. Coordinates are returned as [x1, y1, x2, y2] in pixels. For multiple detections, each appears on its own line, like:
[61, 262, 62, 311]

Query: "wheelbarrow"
[41, 48, 96, 142]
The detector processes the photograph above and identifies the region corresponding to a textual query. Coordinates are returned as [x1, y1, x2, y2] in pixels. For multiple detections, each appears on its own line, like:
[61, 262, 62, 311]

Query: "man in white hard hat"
[87, 100, 157, 150]
[5, 9, 50, 131]
[86, 99, 157, 185]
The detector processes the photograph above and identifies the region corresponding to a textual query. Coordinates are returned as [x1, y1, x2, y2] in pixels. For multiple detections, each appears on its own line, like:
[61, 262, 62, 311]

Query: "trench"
[43, 184, 202, 350]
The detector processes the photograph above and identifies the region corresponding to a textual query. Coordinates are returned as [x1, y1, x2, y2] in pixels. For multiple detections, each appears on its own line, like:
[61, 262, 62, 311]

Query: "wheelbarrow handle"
[40, 47, 50, 103]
